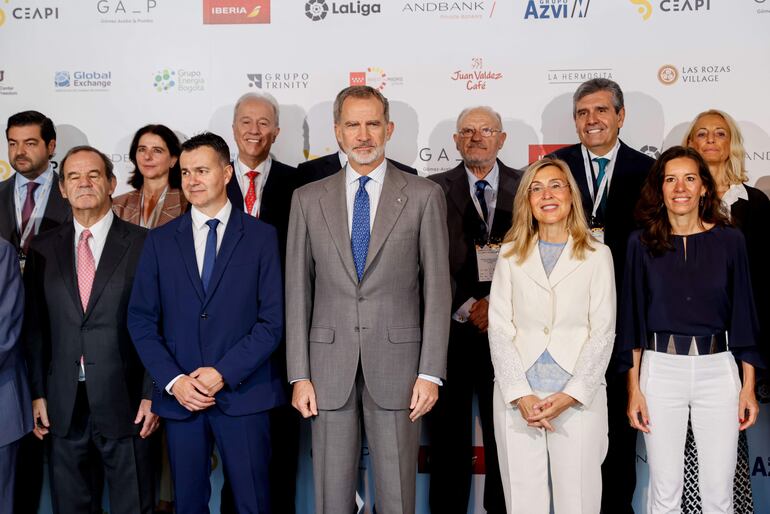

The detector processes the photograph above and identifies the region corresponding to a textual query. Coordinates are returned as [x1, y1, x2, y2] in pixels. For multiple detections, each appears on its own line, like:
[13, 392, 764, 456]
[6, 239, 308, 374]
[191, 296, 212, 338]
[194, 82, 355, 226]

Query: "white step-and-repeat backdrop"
[2, 0, 770, 512]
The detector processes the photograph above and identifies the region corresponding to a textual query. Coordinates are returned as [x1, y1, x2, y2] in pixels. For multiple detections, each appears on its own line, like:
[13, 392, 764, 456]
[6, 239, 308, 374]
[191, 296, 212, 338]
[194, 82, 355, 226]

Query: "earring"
[699, 195, 705, 207]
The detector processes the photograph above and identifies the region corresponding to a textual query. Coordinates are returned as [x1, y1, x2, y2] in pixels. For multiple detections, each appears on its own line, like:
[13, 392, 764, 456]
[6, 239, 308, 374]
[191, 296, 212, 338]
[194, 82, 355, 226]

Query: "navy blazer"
[127, 208, 285, 420]
[297, 152, 418, 183]
[0, 238, 32, 447]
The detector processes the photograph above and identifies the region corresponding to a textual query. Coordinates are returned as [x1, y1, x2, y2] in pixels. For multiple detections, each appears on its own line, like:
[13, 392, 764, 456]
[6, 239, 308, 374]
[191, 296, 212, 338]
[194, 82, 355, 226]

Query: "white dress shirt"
[166, 201, 232, 393]
[233, 157, 272, 217]
[73, 209, 114, 269]
[581, 139, 620, 204]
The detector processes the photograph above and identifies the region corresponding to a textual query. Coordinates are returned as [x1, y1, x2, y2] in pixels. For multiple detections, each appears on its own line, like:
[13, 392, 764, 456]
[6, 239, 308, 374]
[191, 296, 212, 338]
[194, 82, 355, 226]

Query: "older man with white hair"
[222, 92, 303, 514]
[427, 105, 521, 514]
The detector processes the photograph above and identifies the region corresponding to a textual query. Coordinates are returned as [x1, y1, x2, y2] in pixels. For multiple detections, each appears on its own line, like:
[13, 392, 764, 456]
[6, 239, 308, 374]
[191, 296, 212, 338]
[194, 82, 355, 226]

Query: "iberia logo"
[349, 67, 387, 91]
[203, 0, 270, 24]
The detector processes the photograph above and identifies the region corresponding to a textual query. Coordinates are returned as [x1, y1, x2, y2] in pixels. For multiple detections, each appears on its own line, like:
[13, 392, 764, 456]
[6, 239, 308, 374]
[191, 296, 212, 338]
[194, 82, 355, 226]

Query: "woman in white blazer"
[488, 157, 616, 514]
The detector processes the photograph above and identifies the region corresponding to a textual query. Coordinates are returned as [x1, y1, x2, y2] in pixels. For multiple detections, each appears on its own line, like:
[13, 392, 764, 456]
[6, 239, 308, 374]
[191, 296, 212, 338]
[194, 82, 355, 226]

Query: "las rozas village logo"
[657, 63, 732, 85]
[450, 57, 502, 91]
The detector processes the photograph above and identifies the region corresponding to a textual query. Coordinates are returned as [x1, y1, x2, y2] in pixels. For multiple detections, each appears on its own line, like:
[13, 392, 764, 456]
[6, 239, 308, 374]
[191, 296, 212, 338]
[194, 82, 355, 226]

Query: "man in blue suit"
[0, 237, 32, 512]
[128, 132, 285, 513]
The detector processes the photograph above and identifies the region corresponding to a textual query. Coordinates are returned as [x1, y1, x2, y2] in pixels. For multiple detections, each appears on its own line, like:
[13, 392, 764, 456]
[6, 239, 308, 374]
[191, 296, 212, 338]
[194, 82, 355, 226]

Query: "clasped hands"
[171, 366, 224, 412]
[515, 392, 577, 432]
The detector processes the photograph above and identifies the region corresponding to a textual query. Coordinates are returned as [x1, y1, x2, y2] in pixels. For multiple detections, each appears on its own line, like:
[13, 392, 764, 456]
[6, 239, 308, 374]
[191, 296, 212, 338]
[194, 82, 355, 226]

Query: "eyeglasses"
[528, 182, 569, 196]
[457, 127, 501, 138]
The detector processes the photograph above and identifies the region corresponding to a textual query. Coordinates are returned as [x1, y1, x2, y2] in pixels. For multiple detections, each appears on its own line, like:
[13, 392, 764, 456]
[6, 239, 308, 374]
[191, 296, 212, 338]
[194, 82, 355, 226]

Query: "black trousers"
[427, 321, 506, 514]
[600, 372, 638, 514]
[49, 383, 153, 514]
[220, 403, 300, 514]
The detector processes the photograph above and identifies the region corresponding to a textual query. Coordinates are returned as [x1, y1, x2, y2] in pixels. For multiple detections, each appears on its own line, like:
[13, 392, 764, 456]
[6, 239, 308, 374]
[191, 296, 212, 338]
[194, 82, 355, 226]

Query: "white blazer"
[488, 235, 616, 407]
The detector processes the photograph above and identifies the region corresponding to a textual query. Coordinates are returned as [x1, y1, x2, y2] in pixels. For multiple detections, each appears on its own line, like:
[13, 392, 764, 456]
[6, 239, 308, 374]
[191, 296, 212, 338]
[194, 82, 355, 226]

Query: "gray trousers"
[311, 371, 420, 514]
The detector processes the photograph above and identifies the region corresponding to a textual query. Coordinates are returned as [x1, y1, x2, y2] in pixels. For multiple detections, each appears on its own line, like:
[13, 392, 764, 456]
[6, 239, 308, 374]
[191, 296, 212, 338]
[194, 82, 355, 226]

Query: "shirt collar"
[345, 158, 388, 187]
[465, 160, 499, 190]
[191, 200, 232, 231]
[585, 139, 620, 161]
[15, 165, 54, 187]
[237, 156, 271, 176]
[337, 150, 348, 169]
[722, 183, 749, 208]
[74, 209, 114, 241]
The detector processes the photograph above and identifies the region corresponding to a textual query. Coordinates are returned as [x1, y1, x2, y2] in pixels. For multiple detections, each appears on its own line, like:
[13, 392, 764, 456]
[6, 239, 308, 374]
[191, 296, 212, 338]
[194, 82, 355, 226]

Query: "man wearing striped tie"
[23, 145, 156, 514]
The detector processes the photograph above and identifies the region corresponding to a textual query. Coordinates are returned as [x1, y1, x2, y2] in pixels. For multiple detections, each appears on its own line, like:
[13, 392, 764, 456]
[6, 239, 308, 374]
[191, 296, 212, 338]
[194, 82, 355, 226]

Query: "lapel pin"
[397, 197, 402, 203]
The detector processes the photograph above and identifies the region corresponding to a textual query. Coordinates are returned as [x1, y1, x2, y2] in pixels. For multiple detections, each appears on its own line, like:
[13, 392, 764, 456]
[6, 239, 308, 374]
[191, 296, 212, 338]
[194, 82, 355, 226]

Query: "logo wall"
[349, 67, 403, 90]
[203, 0, 270, 24]
[306, 0, 381, 21]
[450, 57, 502, 91]
[630, 0, 711, 20]
[153, 68, 205, 93]
[524, 0, 591, 19]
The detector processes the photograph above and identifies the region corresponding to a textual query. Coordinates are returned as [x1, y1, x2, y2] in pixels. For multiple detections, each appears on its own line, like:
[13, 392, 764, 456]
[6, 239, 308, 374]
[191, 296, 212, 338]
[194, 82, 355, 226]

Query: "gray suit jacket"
[286, 164, 451, 410]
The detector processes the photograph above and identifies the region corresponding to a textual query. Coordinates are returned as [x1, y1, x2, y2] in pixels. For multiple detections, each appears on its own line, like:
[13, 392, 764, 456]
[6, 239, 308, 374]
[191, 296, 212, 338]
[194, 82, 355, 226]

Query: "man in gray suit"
[286, 85, 451, 514]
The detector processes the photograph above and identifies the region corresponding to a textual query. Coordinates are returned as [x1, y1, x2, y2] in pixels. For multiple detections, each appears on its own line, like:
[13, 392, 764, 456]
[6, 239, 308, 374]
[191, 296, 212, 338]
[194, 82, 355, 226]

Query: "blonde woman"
[488, 157, 616, 513]
[677, 110, 770, 513]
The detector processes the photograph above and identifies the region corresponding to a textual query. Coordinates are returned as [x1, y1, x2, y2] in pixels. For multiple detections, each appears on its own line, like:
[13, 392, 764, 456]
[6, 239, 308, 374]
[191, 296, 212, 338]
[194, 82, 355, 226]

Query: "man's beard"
[347, 144, 385, 166]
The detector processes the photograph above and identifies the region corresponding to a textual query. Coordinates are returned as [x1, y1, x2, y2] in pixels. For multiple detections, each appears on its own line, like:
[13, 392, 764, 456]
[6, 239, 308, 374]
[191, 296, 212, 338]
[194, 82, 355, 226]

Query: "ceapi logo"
[0, 0, 6, 27]
[630, 0, 652, 19]
[0, 160, 11, 180]
[203, 0, 270, 24]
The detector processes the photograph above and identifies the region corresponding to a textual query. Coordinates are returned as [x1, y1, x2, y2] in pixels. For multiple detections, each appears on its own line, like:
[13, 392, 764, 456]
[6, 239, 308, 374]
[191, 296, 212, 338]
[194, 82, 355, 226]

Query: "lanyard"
[581, 146, 611, 219]
[15, 175, 53, 251]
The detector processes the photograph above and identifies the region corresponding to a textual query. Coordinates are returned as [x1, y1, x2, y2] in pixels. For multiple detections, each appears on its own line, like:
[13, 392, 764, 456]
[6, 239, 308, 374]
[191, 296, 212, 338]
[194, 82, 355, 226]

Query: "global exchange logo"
[153, 68, 176, 92]
[54, 71, 70, 87]
[524, 0, 590, 19]
[305, 0, 328, 20]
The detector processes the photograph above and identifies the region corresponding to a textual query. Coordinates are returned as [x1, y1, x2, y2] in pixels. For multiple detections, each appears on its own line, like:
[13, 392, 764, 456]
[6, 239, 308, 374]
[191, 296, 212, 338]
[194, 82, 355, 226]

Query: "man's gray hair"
[572, 78, 624, 119]
[333, 86, 390, 124]
[233, 92, 280, 127]
[455, 106, 503, 131]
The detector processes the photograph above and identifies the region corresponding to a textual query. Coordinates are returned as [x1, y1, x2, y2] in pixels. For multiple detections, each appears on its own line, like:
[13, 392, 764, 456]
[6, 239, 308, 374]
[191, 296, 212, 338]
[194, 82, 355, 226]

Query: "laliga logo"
[630, 0, 652, 20]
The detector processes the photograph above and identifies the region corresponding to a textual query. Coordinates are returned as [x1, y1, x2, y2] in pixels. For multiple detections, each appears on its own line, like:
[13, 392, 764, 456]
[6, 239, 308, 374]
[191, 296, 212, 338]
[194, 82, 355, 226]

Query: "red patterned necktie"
[244, 170, 259, 217]
[77, 229, 96, 311]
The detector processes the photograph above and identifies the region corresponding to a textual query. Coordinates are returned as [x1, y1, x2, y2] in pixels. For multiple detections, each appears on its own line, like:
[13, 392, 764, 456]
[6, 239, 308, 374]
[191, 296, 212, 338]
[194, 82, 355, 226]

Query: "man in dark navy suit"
[129, 132, 284, 513]
[549, 78, 654, 514]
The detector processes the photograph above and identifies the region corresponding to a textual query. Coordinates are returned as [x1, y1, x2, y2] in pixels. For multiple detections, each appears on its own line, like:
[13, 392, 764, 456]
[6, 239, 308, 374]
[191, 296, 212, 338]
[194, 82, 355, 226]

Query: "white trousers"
[492, 383, 608, 514]
[640, 351, 741, 514]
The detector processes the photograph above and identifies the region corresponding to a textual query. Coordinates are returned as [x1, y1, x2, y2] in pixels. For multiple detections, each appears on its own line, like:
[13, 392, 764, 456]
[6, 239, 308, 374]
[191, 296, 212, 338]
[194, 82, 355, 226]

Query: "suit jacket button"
[354, 327, 359, 332]
[201, 313, 208, 319]
[543, 327, 549, 335]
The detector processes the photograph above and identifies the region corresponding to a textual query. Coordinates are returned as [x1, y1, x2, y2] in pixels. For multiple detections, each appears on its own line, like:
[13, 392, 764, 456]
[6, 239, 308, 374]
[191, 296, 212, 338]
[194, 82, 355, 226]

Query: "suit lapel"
[547, 236, 585, 288]
[519, 240, 551, 292]
[226, 169, 244, 212]
[0, 181, 18, 245]
[41, 180, 72, 232]
[84, 218, 130, 320]
[323, 154, 341, 178]
[365, 166, 408, 277]
[490, 163, 520, 239]
[53, 223, 83, 314]
[319, 172, 357, 283]
[446, 166, 474, 221]
[202, 210, 244, 308]
[175, 213, 205, 303]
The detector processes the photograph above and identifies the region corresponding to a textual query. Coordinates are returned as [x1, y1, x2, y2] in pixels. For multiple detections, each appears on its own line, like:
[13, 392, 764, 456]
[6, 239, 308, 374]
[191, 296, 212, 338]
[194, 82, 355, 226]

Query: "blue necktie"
[592, 157, 609, 218]
[351, 176, 371, 282]
[201, 219, 220, 293]
[474, 179, 489, 236]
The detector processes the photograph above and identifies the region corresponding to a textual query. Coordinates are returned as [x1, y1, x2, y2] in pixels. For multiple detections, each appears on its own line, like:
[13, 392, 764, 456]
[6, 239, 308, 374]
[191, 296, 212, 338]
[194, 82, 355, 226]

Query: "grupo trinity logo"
[305, 0, 328, 20]
[629, 0, 652, 20]
[153, 69, 176, 92]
